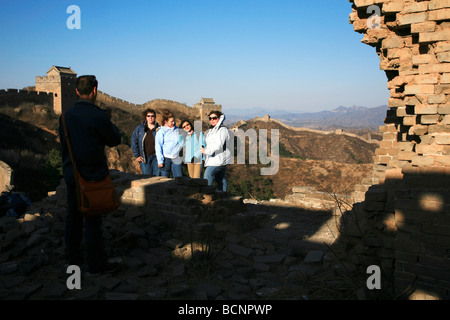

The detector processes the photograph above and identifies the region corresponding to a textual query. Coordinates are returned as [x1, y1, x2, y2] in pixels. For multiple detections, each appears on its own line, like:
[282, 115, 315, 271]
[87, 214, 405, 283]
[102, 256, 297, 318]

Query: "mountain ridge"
[224, 105, 388, 130]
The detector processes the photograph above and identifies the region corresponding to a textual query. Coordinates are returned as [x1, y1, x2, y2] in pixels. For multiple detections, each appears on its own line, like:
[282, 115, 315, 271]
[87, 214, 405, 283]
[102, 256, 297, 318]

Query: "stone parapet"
[56, 171, 245, 240]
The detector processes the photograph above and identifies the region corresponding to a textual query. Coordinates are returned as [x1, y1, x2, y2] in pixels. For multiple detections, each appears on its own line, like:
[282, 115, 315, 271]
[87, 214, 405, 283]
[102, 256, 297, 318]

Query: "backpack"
[0, 191, 32, 218]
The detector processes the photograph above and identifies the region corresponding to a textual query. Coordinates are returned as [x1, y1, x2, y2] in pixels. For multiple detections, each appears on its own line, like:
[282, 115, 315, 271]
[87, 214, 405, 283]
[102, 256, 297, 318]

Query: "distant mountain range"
[224, 105, 388, 130]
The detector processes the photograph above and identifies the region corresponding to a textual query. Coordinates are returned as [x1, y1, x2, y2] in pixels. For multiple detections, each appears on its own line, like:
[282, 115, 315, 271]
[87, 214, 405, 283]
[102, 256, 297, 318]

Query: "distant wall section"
[0, 89, 53, 108]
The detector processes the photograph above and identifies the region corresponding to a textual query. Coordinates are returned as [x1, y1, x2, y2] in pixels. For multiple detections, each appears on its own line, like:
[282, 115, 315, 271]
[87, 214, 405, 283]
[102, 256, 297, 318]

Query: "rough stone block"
[411, 21, 437, 33]
[354, 0, 375, 7]
[437, 52, 450, 63]
[428, 8, 450, 21]
[403, 115, 417, 126]
[419, 31, 450, 43]
[442, 73, 450, 84]
[399, 12, 428, 25]
[412, 54, 434, 65]
[411, 155, 435, 166]
[419, 63, 450, 74]
[415, 73, 440, 84]
[409, 124, 429, 135]
[435, 134, 450, 144]
[404, 85, 435, 95]
[382, 36, 404, 49]
[383, 2, 405, 13]
[428, 0, 450, 10]
[436, 84, 450, 94]
[398, 151, 416, 161]
[420, 114, 439, 124]
[428, 95, 447, 104]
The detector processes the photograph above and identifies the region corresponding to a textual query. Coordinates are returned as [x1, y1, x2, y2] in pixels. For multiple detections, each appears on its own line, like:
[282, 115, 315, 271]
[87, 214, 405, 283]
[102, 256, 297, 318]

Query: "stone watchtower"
[35, 66, 78, 114]
[193, 98, 222, 121]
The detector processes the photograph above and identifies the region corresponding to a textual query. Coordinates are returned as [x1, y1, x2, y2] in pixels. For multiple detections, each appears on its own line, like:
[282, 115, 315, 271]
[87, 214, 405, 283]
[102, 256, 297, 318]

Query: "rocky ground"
[0, 192, 373, 301]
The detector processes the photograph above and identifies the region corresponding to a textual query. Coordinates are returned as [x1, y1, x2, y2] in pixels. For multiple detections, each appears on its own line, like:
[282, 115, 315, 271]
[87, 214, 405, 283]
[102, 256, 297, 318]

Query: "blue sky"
[0, 0, 390, 113]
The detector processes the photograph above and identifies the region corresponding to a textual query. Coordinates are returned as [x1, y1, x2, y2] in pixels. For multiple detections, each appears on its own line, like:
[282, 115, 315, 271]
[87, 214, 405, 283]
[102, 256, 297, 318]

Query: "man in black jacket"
[59, 75, 121, 274]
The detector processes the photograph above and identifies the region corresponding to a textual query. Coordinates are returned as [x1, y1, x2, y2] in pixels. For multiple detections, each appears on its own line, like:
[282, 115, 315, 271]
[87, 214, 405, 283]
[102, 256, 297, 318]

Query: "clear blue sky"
[0, 0, 390, 113]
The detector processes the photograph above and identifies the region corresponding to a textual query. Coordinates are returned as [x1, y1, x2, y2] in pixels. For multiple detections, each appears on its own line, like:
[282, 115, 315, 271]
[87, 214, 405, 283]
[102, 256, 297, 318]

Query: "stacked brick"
[99, 171, 244, 239]
[347, 0, 450, 298]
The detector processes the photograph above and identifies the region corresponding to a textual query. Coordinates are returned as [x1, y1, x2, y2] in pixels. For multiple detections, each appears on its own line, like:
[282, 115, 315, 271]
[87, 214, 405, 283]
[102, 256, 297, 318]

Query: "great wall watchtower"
[35, 66, 78, 114]
[193, 98, 222, 121]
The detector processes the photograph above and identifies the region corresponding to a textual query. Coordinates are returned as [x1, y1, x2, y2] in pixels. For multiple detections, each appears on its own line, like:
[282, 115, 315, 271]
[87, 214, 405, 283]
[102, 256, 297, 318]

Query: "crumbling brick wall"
[55, 172, 246, 241]
[343, 0, 450, 299]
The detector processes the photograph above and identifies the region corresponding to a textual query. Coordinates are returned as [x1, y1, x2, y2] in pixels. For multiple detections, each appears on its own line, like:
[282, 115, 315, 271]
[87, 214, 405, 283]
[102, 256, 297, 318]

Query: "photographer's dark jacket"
[59, 100, 121, 184]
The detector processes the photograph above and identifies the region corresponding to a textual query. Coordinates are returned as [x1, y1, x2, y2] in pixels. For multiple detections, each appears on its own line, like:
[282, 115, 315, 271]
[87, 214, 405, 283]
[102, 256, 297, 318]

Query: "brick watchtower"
[35, 66, 78, 114]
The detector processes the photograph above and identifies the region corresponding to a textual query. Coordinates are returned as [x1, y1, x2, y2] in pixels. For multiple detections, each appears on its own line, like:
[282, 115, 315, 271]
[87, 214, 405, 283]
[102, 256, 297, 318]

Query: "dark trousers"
[65, 181, 107, 272]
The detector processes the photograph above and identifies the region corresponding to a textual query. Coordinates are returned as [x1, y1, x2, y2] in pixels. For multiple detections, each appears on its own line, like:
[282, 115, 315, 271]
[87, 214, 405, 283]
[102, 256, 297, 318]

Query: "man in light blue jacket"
[155, 111, 183, 178]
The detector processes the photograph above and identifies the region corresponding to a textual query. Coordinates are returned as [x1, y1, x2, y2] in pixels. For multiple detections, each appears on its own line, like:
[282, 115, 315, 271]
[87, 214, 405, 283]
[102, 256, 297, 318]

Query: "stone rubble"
[0, 172, 370, 300]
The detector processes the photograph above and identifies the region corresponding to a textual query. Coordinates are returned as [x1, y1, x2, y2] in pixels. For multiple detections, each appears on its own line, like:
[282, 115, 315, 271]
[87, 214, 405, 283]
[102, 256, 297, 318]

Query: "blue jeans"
[204, 166, 227, 192]
[160, 157, 182, 178]
[139, 155, 160, 176]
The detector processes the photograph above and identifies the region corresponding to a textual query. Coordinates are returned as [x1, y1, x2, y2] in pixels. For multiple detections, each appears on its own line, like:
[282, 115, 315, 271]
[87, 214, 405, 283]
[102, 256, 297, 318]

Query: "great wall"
[0, 0, 449, 300]
[233, 115, 380, 145]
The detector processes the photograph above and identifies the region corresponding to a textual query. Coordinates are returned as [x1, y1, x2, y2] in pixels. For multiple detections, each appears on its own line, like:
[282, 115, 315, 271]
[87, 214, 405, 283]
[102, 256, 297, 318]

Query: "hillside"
[0, 96, 377, 202]
[226, 117, 376, 200]
[232, 118, 378, 164]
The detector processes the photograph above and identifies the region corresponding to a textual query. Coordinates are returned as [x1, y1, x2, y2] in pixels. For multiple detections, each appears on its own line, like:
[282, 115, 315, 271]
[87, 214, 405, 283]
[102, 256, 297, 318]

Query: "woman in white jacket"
[200, 111, 231, 192]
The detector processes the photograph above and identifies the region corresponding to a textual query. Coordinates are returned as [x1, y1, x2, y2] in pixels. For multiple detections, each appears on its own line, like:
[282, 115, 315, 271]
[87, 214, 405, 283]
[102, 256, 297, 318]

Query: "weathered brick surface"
[348, 0, 450, 299]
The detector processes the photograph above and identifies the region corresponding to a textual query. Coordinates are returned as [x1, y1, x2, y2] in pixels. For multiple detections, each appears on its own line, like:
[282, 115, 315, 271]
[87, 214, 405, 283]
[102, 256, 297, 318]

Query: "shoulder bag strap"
[61, 112, 80, 180]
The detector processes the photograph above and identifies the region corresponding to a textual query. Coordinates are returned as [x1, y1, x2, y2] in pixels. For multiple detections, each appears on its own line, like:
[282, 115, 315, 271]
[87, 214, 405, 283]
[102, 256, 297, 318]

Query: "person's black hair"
[208, 110, 223, 118]
[142, 108, 156, 120]
[180, 119, 193, 129]
[76, 75, 98, 96]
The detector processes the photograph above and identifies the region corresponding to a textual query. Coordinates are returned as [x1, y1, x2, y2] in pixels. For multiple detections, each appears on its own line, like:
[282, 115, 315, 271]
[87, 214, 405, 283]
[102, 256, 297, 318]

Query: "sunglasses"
[146, 114, 155, 118]
[182, 123, 190, 129]
[209, 116, 218, 120]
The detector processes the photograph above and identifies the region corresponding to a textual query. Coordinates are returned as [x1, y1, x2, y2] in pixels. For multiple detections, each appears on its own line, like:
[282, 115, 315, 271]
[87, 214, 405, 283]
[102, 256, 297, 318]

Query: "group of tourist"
[59, 75, 232, 275]
[131, 108, 230, 192]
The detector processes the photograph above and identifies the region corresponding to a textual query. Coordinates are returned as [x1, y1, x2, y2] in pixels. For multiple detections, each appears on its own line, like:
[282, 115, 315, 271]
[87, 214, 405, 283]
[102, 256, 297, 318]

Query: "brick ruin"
[339, 0, 450, 299]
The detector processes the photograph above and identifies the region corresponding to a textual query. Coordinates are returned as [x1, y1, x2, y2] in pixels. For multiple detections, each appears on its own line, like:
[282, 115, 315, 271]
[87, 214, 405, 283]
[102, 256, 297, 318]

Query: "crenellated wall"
[342, 0, 450, 299]
[0, 89, 53, 108]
